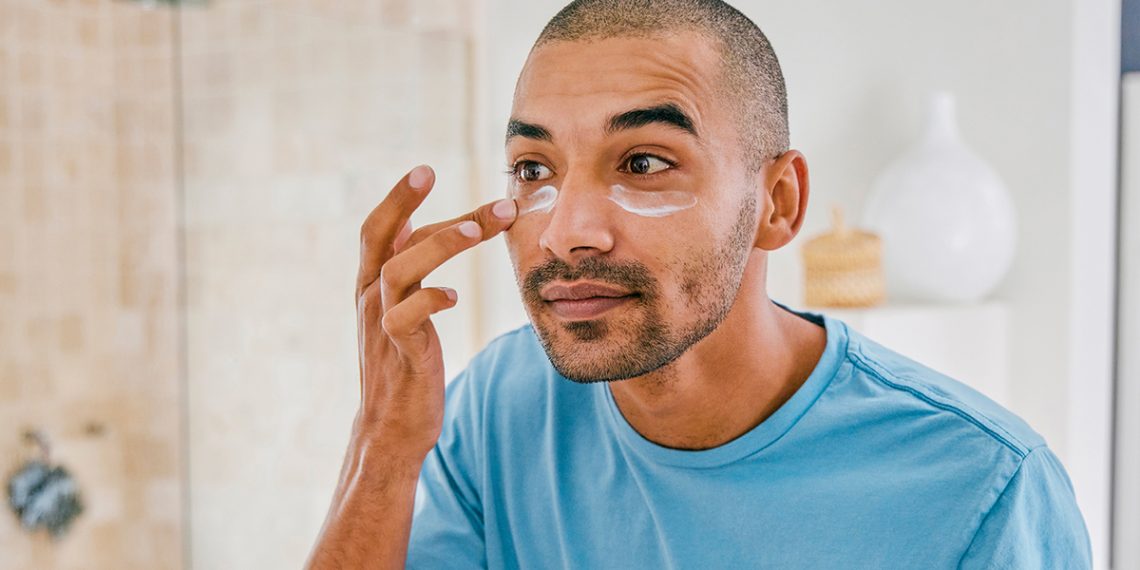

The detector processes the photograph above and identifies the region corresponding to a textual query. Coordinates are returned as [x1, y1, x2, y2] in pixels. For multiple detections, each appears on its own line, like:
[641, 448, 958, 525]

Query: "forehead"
[511, 32, 726, 134]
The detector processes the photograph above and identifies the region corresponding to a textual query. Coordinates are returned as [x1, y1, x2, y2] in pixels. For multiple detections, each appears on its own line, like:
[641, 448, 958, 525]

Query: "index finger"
[356, 164, 435, 296]
[397, 198, 518, 254]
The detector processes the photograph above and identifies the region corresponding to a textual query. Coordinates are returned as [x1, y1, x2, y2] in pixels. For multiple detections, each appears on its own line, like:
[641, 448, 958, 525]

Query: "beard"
[517, 191, 758, 383]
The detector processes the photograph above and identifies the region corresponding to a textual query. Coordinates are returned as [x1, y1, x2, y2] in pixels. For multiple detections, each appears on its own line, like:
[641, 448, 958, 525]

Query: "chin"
[528, 311, 684, 384]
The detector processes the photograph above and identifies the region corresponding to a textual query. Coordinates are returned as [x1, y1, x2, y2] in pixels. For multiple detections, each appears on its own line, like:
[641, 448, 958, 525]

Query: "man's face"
[504, 32, 762, 383]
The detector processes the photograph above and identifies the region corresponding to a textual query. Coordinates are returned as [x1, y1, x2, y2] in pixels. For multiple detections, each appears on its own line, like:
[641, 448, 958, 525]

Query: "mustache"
[522, 257, 659, 303]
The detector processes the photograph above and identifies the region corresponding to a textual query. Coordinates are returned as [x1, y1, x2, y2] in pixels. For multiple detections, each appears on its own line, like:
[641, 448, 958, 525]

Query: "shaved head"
[532, 0, 789, 170]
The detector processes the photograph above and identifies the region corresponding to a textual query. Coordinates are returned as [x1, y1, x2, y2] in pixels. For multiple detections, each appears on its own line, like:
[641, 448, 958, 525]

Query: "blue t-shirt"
[407, 302, 1091, 568]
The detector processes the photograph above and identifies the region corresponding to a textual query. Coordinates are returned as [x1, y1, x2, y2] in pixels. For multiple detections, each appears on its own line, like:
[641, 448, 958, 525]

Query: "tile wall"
[1, 0, 476, 566]
[0, 0, 182, 568]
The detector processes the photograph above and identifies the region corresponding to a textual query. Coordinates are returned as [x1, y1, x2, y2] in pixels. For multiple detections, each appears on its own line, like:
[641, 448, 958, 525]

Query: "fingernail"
[492, 199, 517, 220]
[441, 287, 457, 301]
[458, 221, 481, 238]
[408, 165, 432, 189]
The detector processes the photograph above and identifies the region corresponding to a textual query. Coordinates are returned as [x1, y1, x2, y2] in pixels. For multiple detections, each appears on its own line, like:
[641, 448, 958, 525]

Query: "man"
[307, 0, 1092, 568]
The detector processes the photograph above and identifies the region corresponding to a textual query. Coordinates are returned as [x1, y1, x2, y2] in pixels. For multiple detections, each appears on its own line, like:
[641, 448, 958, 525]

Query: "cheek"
[504, 216, 545, 267]
[633, 212, 726, 282]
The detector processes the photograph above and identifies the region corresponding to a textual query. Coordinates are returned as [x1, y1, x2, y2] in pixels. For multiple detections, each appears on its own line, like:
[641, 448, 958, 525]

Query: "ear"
[753, 149, 810, 251]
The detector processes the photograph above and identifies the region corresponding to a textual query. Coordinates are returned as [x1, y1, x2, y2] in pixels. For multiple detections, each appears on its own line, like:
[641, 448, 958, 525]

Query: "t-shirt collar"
[593, 300, 849, 468]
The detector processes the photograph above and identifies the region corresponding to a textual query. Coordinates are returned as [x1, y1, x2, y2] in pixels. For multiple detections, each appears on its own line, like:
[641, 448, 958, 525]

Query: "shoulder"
[834, 319, 1047, 458]
[821, 317, 1088, 558]
[958, 444, 1091, 567]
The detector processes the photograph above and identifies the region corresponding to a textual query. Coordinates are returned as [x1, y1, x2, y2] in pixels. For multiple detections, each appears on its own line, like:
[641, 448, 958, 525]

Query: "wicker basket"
[801, 206, 886, 308]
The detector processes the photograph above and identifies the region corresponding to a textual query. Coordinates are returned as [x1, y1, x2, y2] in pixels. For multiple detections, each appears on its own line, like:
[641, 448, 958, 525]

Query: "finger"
[398, 198, 517, 254]
[381, 287, 459, 353]
[380, 220, 486, 312]
[356, 280, 381, 400]
[392, 219, 413, 252]
[356, 164, 435, 296]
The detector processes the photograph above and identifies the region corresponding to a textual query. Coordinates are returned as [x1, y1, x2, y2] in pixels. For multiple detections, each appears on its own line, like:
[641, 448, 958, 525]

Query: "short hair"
[532, 0, 789, 170]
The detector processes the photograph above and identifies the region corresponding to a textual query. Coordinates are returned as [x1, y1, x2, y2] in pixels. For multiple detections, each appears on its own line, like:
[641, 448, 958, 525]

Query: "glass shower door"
[175, 2, 478, 567]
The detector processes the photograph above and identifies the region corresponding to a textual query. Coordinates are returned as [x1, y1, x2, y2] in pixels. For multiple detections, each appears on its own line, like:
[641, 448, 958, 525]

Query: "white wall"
[1114, 72, 1140, 570]
[472, 0, 1115, 565]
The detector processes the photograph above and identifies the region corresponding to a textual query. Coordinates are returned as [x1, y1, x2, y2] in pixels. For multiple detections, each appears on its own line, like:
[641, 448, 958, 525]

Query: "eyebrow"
[504, 102, 699, 147]
[606, 103, 697, 138]
[505, 120, 552, 145]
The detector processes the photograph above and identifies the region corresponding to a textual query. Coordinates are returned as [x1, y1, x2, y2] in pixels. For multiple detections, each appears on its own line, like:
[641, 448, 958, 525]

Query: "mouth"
[540, 282, 638, 321]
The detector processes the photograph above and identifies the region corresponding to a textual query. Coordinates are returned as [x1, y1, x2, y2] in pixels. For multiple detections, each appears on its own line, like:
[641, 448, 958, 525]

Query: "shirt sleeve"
[958, 445, 1093, 569]
[405, 368, 487, 569]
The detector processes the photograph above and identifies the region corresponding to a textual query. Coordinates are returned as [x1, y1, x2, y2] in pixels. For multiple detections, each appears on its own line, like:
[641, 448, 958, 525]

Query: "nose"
[538, 175, 616, 262]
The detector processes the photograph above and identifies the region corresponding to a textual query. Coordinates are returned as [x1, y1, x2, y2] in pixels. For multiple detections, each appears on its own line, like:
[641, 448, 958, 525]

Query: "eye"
[624, 154, 673, 175]
[512, 160, 554, 183]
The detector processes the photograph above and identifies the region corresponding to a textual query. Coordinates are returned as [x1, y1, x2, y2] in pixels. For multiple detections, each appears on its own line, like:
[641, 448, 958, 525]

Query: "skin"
[505, 32, 827, 450]
[306, 30, 826, 569]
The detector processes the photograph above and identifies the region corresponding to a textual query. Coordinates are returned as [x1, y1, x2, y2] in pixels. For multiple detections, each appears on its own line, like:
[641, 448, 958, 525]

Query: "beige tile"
[0, 272, 16, 296]
[0, 93, 11, 132]
[0, 43, 10, 81]
[2, 2, 183, 567]
[138, 11, 170, 49]
[123, 434, 178, 479]
[17, 358, 54, 403]
[380, 0, 411, 27]
[18, 93, 45, 132]
[76, 14, 102, 49]
[128, 520, 181, 569]
[21, 184, 45, 222]
[58, 314, 85, 352]
[144, 479, 181, 523]
[235, 3, 271, 42]
[16, 5, 42, 45]
[112, 53, 138, 92]
[0, 361, 22, 401]
[56, 521, 127, 569]
[0, 512, 36, 569]
[82, 480, 126, 524]
[0, 138, 11, 178]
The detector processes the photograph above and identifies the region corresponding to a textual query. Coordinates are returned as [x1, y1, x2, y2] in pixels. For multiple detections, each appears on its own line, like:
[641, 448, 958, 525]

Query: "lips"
[540, 282, 636, 320]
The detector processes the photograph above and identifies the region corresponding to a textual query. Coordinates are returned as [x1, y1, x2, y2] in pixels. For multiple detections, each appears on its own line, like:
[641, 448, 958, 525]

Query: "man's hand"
[355, 164, 517, 460]
[306, 164, 517, 569]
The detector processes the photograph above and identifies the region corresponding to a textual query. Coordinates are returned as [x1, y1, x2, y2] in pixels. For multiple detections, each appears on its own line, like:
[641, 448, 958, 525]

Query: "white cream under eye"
[515, 184, 558, 215]
[509, 183, 697, 218]
[607, 184, 697, 217]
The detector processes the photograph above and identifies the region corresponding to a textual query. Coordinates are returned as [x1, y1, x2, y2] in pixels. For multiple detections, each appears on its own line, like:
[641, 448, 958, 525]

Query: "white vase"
[860, 91, 1017, 303]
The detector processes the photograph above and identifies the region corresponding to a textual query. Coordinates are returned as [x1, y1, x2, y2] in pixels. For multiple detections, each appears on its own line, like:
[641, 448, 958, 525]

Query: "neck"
[607, 251, 828, 450]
